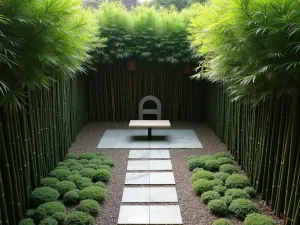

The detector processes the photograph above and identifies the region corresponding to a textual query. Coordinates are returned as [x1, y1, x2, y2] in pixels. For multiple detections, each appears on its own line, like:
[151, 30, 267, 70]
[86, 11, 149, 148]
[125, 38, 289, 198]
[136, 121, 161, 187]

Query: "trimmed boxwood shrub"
[40, 177, 60, 189]
[213, 185, 227, 195]
[188, 158, 206, 170]
[84, 164, 99, 170]
[63, 190, 80, 205]
[245, 213, 276, 225]
[66, 211, 94, 225]
[192, 168, 204, 173]
[56, 181, 77, 195]
[200, 155, 216, 161]
[201, 191, 221, 204]
[192, 170, 214, 181]
[79, 186, 106, 203]
[49, 169, 71, 181]
[225, 174, 250, 189]
[207, 200, 228, 215]
[214, 152, 230, 159]
[220, 196, 232, 206]
[217, 157, 233, 165]
[78, 153, 96, 160]
[102, 159, 114, 167]
[225, 188, 250, 200]
[98, 165, 111, 171]
[78, 199, 100, 216]
[40, 218, 58, 225]
[93, 169, 111, 183]
[219, 164, 237, 174]
[52, 212, 67, 225]
[26, 209, 35, 219]
[244, 187, 256, 198]
[77, 180, 94, 190]
[213, 218, 232, 225]
[78, 159, 89, 164]
[79, 168, 97, 179]
[94, 181, 105, 188]
[65, 153, 78, 160]
[31, 187, 60, 206]
[210, 179, 224, 186]
[229, 198, 259, 219]
[35, 202, 66, 221]
[18, 218, 35, 225]
[89, 159, 103, 165]
[68, 175, 93, 190]
[205, 160, 220, 171]
[214, 172, 230, 182]
[69, 164, 84, 171]
[192, 179, 214, 195]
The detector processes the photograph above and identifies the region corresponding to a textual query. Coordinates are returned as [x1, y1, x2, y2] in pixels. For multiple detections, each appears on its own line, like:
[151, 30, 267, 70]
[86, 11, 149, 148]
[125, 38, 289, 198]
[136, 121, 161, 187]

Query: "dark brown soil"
[68, 122, 283, 225]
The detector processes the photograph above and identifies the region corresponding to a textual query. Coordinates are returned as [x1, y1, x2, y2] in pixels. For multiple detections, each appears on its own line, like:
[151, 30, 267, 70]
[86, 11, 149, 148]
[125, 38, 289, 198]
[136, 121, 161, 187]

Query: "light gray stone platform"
[127, 160, 172, 171]
[97, 129, 203, 149]
[125, 172, 175, 185]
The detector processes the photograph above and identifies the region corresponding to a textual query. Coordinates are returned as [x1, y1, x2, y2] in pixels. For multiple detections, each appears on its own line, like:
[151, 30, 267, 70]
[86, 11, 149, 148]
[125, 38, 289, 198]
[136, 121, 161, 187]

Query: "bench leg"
[148, 128, 152, 140]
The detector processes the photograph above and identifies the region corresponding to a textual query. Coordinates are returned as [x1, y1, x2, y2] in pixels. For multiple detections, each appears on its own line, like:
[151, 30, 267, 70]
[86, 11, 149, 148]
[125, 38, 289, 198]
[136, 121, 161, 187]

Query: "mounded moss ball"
[31, 187, 60, 206]
[93, 169, 111, 183]
[56, 181, 77, 195]
[84, 164, 99, 170]
[78, 199, 100, 216]
[67, 175, 93, 190]
[63, 190, 80, 205]
[229, 198, 259, 219]
[40, 218, 58, 225]
[40, 177, 60, 189]
[225, 174, 250, 189]
[219, 164, 237, 174]
[214, 172, 230, 182]
[79, 168, 97, 179]
[199, 155, 216, 161]
[192, 168, 204, 173]
[217, 157, 233, 165]
[210, 179, 224, 186]
[18, 218, 35, 225]
[225, 188, 250, 200]
[66, 211, 94, 225]
[244, 213, 276, 225]
[65, 153, 78, 160]
[214, 152, 230, 159]
[26, 209, 35, 219]
[207, 199, 228, 215]
[213, 185, 227, 195]
[205, 160, 220, 171]
[213, 218, 233, 225]
[201, 191, 221, 204]
[192, 179, 214, 195]
[49, 169, 71, 181]
[35, 201, 66, 221]
[79, 186, 106, 203]
[244, 187, 256, 198]
[94, 181, 105, 188]
[220, 196, 232, 206]
[78, 153, 96, 160]
[78, 159, 89, 164]
[188, 158, 206, 170]
[69, 164, 84, 171]
[52, 212, 67, 225]
[89, 159, 103, 165]
[102, 159, 114, 167]
[192, 170, 214, 181]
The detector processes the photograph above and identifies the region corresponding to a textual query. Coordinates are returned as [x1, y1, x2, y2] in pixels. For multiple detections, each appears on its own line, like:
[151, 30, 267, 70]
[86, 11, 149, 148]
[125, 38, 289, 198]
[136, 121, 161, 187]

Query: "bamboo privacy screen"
[0, 76, 87, 225]
[86, 64, 205, 122]
[205, 83, 300, 225]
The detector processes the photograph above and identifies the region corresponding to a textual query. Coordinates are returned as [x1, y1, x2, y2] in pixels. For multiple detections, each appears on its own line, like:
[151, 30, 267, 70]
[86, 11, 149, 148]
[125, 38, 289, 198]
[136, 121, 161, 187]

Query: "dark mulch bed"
[69, 122, 283, 225]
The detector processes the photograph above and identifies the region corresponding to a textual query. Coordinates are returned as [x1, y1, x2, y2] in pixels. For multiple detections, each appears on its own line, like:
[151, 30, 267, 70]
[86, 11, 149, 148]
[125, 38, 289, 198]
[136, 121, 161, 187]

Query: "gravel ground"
[68, 122, 283, 225]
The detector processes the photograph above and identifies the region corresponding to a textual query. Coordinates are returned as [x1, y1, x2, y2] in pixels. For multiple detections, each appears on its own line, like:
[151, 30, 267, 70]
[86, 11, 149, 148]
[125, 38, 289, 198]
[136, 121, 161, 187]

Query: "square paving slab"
[125, 173, 150, 185]
[127, 161, 150, 171]
[122, 187, 150, 203]
[118, 206, 149, 224]
[129, 150, 170, 159]
[97, 129, 203, 149]
[127, 160, 172, 171]
[149, 160, 172, 170]
[150, 187, 178, 202]
[150, 172, 175, 184]
[150, 205, 182, 224]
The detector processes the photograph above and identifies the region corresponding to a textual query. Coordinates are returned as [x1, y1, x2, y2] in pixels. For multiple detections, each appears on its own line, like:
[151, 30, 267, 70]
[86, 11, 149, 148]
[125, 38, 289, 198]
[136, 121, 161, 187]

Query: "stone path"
[118, 150, 183, 224]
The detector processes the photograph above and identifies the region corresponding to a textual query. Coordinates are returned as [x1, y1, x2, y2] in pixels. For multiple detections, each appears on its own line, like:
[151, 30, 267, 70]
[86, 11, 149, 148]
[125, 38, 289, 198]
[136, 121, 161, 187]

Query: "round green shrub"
[67, 175, 93, 189]
[31, 187, 60, 206]
[244, 213, 276, 225]
[217, 157, 233, 165]
[192, 179, 214, 195]
[65, 153, 78, 160]
[40, 177, 60, 189]
[102, 159, 114, 167]
[188, 158, 205, 170]
[214, 172, 230, 182]
[192, 170, 214, 181]
[49, 169, 71, 181]
[77, 181, 94, 190]
[66, 211, 94, 225]
[67, 174, 84, 183]
[207, 200, 228, 215]
[79, 186, 106, 203]
[212, 218, 232, 225]
[192, 168, 204, 173]
[213, 185, 227, 195]
[18, 218, 35, 225]
[26, 209, 35, 219]
[78, 159, 89, 164]
[98, 165, 112, 171]
[220, 196, 232, 206]
[69, 164, 84, 171]
[84, 164, 99, 170]
[199, 155, 216, 161]
[229, 198, 259, 219]
[244, 187, 256, 198]
[225, 174, 250, 189]
[63, 190, 80, 205]
[210, 179, 224, 186]
[219, 164, 237, 174]
[35, 202, 66, 221]
[52, 212, 67, 225]
[225, 188, 250, 200]
[40, 218, 58, 225]
[79, 168, 97, 179]
[71, 170, 80, 175]
[57, 162, 69, 168]
[94, 181, 105, 188]
[201, 191, 221, 204]
[214, 152, 230, 159]
[93, 169, 111, 183]
[56, 181, 77, 195]
[205, 160, 220, 171]
[78, 153, 96, 160]
[78, 199, 100, 216]
[89, 159, 103, 165]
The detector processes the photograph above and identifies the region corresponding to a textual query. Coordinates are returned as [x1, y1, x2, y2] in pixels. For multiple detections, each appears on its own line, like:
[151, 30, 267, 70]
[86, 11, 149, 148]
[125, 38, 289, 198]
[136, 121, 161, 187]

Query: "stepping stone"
[127, 160, 150, 171]
[150, 205, 182, 224]
[125, 173, 149, 184]
[150, 150, 170, 159]
[122, 187, 149, 203]
[150, 172, 175, 184]
[150, 187, 178, 202]
[149, 160, 172, 170]
[118, 206, 149, 224]
[129, 150, 150, 159]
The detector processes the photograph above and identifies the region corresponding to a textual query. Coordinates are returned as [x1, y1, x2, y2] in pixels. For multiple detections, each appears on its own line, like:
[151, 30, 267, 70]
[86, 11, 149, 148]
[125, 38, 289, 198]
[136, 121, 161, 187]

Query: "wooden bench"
[129, 120, 171, 140]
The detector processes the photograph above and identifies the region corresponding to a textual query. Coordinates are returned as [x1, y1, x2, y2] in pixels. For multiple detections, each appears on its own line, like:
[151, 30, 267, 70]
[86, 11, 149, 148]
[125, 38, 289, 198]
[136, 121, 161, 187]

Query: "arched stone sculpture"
[139, 96, 161, 120]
